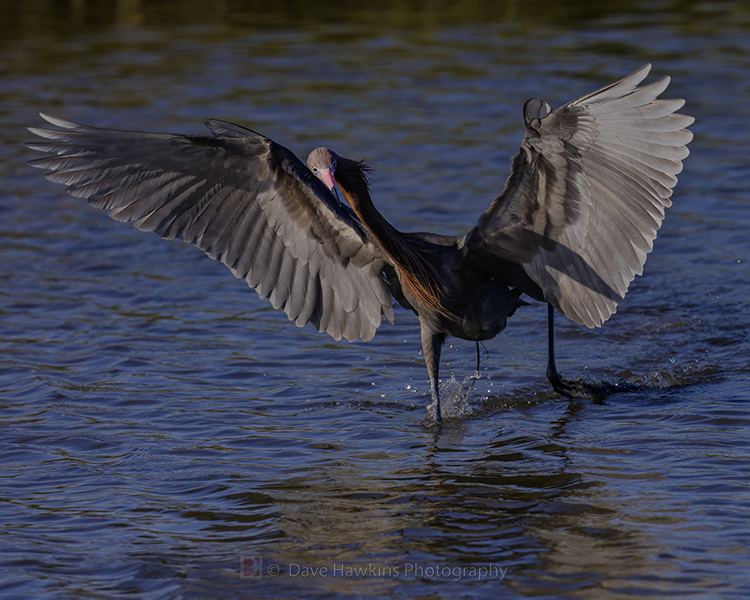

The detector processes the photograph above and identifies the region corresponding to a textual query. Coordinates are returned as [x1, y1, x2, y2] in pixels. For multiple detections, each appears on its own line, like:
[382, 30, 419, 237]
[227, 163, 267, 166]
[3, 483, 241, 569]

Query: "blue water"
[2, 4, 750, 598]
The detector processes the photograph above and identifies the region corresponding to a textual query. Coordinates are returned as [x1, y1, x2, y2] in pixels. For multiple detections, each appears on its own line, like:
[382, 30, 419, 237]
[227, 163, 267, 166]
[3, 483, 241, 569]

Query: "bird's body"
[26, 64, 694, 422]
[321, 151, 523, 343]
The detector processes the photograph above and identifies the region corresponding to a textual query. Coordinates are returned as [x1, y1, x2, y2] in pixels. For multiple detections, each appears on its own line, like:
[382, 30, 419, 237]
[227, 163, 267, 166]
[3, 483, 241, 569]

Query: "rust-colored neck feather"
[335, 158, 451, 321]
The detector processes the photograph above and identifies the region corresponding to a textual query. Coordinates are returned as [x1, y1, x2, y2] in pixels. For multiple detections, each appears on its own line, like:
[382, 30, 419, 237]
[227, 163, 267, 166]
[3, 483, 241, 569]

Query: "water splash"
[425, 372, 478, 422]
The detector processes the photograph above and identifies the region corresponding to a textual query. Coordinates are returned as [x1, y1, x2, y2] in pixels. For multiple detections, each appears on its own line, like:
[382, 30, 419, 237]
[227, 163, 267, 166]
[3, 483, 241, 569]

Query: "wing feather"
[26, 114, 395, 341]
[466, 64, 693, 327]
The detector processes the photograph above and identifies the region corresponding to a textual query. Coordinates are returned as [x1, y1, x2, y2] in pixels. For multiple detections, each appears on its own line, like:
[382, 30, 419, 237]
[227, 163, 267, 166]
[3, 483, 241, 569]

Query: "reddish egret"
[26, 64, 693, 421]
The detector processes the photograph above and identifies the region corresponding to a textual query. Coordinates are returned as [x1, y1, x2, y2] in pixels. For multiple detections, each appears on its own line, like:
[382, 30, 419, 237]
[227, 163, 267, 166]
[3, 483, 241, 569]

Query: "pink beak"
[318, 167, 345, 204]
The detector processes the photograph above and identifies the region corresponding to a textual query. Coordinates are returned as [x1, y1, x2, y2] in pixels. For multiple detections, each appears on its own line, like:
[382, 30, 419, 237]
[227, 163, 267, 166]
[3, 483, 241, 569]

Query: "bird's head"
[307, 147, 342, 201]
[307, 147, 372, 205]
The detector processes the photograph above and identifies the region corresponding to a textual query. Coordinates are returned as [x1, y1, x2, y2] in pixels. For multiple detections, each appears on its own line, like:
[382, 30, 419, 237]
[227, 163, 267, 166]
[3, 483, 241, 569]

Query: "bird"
[26, 64, 693, 422]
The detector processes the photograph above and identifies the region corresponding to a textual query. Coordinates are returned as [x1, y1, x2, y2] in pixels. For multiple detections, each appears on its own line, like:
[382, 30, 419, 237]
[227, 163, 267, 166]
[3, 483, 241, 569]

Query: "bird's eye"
[331, 160, 337, 169]
[311, 166, 318, 173]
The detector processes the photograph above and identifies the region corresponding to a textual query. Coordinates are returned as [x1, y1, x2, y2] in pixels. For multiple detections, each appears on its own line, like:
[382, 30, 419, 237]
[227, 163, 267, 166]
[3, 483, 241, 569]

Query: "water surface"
[2, 2, 750, 598]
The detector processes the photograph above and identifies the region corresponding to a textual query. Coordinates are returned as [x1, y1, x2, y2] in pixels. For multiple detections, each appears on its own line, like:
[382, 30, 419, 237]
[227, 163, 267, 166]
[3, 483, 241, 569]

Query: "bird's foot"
[547, 369, 638, 401]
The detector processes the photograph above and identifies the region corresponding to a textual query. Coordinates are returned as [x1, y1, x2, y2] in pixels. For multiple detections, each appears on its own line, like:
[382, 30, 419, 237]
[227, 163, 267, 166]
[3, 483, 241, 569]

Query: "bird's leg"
[546, 304, 636, 399]
[546, 303, 591, 397]
[421, 325, 446, 422]
[546, 303, 564, 391]
[466, 341, 481, 395]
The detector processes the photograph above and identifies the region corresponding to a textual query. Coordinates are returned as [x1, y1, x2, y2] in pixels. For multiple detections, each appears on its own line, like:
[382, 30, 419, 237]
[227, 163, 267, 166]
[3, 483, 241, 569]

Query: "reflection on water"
[2, 1, 750, 598]
[4, 0, 744, 40]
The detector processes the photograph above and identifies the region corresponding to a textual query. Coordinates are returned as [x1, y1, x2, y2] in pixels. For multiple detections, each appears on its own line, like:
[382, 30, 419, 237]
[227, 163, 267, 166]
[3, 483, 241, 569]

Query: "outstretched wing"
[26, 114, 394, 342]
[465, 64, 694, 327]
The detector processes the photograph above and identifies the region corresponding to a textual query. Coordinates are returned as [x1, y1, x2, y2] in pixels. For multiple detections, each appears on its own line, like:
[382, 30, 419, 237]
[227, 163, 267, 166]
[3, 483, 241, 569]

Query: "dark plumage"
[26, 64, 693, 422]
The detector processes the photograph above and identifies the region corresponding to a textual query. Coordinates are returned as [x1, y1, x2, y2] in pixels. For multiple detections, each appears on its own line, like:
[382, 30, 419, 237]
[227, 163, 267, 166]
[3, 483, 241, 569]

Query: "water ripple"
[3, 8, 750, 599]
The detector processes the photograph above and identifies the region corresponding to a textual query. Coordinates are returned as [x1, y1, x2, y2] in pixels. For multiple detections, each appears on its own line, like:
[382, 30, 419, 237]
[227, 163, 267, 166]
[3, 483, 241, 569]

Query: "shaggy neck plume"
[335, 158, 451, 320]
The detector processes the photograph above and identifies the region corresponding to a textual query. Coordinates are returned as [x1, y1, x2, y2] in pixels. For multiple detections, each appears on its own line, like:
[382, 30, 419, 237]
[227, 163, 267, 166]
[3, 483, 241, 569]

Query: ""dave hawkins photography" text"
[241, 557, 507, 581]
